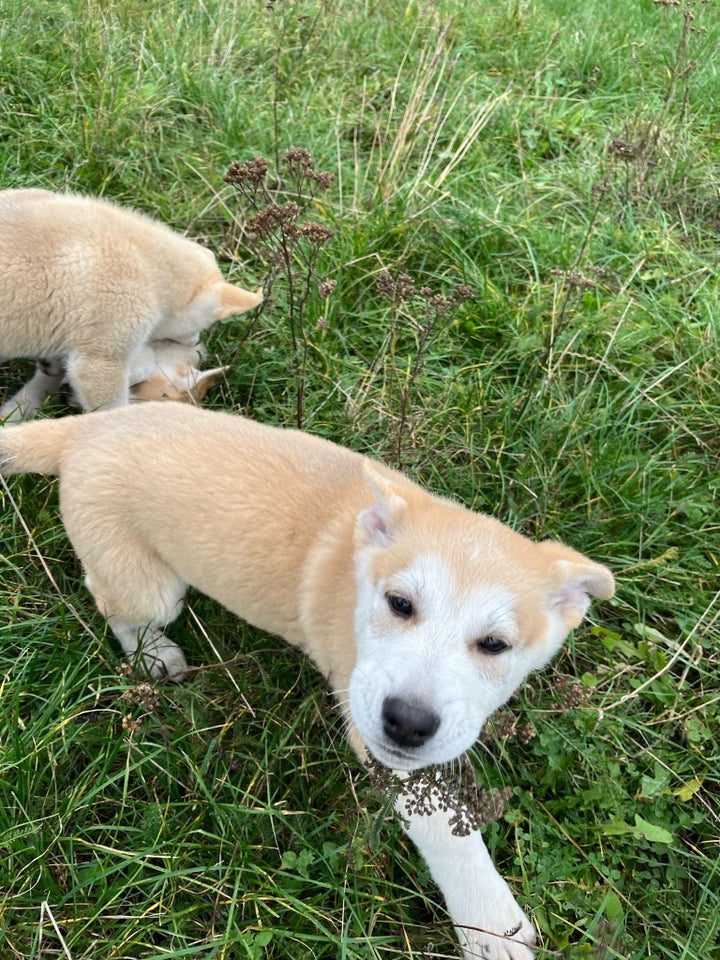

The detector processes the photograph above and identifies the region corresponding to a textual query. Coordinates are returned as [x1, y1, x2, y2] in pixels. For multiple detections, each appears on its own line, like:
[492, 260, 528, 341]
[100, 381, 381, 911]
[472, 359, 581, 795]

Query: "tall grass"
[1, 0, 718, 958]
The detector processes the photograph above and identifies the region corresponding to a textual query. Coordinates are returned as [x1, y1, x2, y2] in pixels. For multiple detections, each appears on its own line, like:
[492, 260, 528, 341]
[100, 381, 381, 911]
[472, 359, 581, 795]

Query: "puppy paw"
[458, 904, 536, 960]
[138, 631, 188, 682]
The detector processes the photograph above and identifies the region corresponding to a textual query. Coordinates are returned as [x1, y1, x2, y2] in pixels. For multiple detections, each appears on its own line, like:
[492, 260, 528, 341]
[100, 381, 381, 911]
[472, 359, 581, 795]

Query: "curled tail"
[0, 416, 82, 475]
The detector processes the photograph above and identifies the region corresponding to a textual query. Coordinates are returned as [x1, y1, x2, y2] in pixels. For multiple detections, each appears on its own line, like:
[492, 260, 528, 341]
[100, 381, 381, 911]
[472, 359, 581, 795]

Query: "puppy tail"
[0, 416, 82, 475]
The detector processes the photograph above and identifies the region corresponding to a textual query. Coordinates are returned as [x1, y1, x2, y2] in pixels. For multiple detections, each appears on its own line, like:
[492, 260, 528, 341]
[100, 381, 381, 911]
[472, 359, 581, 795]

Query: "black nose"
[382, 696, 440, 749]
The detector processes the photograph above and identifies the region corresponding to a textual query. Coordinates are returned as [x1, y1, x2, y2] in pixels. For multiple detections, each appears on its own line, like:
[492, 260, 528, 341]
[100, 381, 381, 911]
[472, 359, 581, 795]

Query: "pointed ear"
[538, 542, 615, 630]
[213, 282, 263, 320]
[355, 464, 409, 548]
[185, 365, 228, 402]
[130, 365, 229, 403]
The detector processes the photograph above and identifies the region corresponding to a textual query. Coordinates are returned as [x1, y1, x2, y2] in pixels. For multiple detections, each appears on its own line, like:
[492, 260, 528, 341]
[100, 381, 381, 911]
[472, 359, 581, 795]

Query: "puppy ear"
[213, 282, 263, 320]
[539, 542, 615, 630]
[130, 365, 229, 404]
[184, 366, 228, 402]
[356, 465, 409, 548]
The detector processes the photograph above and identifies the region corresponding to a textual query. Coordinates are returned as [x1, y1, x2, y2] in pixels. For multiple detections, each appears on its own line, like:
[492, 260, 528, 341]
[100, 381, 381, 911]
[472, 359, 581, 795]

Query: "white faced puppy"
[0, 188, 261, 421]
[0, 404, 614, 960]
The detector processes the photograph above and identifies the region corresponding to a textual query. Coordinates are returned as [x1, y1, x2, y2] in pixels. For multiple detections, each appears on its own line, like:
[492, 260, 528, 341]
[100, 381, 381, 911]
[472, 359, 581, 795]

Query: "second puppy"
[0, 188, 261, 421]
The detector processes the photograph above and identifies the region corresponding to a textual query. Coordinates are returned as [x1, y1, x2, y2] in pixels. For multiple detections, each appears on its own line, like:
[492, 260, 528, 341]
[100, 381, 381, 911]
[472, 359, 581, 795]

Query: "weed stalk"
[224, 149, 335, 428]
[376, 271, 475, 466]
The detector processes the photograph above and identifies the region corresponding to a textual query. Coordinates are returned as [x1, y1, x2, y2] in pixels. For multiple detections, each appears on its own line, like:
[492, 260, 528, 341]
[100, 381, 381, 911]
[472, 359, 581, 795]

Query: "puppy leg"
[396, 785, 536, 960]
[0, 360, 64, 421]
[110, 618, 189, 681]
[126, 343, 159, 386]
[64, 350, 130, 412]
[84, 564, 189, 681]
[342, 719, 534, 958]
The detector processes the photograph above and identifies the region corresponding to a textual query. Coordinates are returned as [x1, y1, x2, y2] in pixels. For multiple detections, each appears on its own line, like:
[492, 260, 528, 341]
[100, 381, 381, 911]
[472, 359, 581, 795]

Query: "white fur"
[399, 791, 536, 959]
[351, 556, 530, 770]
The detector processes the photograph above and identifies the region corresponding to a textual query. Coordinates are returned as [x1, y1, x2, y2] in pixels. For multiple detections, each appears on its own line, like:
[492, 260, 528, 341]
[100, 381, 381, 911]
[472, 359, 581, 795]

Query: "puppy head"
[130, 364, 228, 404]
[348, 466, 614, 771]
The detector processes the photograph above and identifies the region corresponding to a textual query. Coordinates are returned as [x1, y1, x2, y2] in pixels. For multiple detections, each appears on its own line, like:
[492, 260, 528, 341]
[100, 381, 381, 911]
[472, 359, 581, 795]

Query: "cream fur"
[0, 403, 615, 960]
[127, 340, 229, 404]
[0, 188, 261, 421]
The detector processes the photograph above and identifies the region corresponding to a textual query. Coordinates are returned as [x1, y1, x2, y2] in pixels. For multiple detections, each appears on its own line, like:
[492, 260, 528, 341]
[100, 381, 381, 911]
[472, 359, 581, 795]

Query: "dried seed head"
[517, 722, 537, 745]
[553, 675, 586, 711]
[396, 273, 419, 298]
[551, 268, 597, 290]
[402, 760, 514, 835]
[376, 270, 396, 298]
[301, 222, 334, 245]
[480, 710, 518, 742]
[365, 753, 514, 835]
[246, 201, 300, 240]
[609, 137, 636, 160]
[283, 147, 314, 171]
[134, 682, 160, 711]
[318, 279, 337, 299]
[224, 157, 269, 187]
[453, 283, 476, 301]
[121, 714, 142, 734]
[428, 293, 452, 312]
[592, 176, 610, 197]
[310, 170, 334, 190]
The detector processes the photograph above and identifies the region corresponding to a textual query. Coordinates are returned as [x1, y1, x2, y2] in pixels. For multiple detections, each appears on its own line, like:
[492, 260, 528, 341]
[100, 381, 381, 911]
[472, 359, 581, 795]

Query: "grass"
[0, 0, 718, 957]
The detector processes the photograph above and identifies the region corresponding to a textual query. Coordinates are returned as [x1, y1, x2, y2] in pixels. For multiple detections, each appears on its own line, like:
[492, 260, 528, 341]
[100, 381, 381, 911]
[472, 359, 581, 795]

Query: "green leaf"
[639, 771, 671, 799]
[633, 814, 673, 844]
[280, 850, 297, 870]
[604, 889, 625, 925]
[602, 816, 674, 844]
[603, 819, 636, 837]
[632, 622, 672, 645]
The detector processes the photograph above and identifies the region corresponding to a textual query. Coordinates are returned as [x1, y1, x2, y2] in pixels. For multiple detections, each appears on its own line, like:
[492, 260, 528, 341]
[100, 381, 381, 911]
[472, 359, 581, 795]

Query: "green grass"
[1, 0, 718, 957]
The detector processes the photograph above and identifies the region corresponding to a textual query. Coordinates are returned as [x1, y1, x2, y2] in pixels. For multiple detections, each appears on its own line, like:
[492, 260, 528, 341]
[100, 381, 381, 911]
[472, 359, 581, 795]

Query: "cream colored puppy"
[6, 340, 228, 416]
[127, 340, 229, 404]
[0, 403, 614, 960]
[0, 188, 261, 421]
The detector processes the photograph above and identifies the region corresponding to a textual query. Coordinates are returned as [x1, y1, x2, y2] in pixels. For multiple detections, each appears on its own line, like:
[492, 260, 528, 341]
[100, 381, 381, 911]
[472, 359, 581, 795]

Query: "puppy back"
[0, 416, 82, 475]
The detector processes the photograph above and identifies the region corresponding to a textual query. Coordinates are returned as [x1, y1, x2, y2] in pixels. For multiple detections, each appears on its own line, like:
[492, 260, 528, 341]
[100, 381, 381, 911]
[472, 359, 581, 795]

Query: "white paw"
[458, 899, 536, 960]
[139, 632, 188, 682]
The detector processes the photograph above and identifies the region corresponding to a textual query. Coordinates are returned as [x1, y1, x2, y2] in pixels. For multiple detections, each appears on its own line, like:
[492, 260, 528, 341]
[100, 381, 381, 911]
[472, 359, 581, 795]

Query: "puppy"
[4, 340, 228, 416]
[0, 403, 614, 960]
[0, 188, 262, 421]
[127, 340, 229, 404]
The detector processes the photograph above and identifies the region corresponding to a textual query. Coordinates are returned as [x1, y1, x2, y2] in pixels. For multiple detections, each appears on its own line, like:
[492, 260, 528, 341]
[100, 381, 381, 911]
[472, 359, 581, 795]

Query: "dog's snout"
[382, 696, 440, 749]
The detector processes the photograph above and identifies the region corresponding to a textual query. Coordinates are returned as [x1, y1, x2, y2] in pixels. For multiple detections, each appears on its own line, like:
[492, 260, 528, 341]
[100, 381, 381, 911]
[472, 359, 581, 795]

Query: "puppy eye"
[476, 636, 510, 655]
[387, 594, 413, 618]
